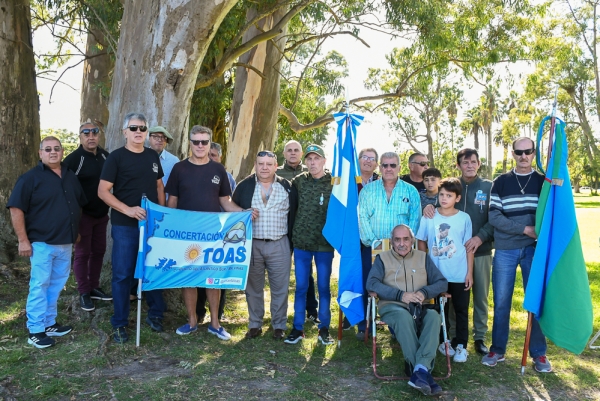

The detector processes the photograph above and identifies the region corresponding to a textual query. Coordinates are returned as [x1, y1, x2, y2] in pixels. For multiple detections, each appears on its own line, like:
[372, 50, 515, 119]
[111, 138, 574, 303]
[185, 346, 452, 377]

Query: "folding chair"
[365, 295, 452, 381]
[589, 330, 600, 350]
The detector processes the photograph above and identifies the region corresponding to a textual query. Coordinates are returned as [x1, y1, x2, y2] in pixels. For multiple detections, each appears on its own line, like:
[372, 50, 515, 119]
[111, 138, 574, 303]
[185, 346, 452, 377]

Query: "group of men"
[8, 113, 551, 394]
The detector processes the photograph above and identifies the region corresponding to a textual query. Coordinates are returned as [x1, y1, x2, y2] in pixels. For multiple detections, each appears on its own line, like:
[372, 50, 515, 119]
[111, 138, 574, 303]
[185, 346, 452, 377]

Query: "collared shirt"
[63, 145, 110, 218]
[358, 178, 421, 247]
[226, 171, 237, 193]
[251, 177, 289, 240]
[276, 162, 307, 180]
[159, 149, 180, 186]
[7, 162, 87, 244]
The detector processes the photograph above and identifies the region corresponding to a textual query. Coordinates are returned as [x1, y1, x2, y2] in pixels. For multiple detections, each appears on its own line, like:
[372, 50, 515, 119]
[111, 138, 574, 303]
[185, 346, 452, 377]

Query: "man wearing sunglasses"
[8, 136, 87, 348]
[484, 137, 551, 373]
[232, 151, 297, 340]
[64, 122, 111, 312]
[99, 113, 167, 344]
[357, 151, 421, 339]
[147, 126, 179, 186]
[165, 125, 256, 340]
[401, 152, 430, 193]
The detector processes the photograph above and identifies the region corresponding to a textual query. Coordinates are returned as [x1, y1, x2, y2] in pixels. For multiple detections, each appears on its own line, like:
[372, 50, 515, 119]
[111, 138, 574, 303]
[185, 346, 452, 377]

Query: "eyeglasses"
[43, 146, 62, 153]
[410, 161, 430, 167]
[149, 134, 166, 141]
[361, 155, 376, 162]
[381, 163, 398, 169]
[81, 128, 99, 136]
[191, 139, 210, 146]
[257, 151, 276, 157]
[514, 148, 535, 156]
[127, 125, 148, 132]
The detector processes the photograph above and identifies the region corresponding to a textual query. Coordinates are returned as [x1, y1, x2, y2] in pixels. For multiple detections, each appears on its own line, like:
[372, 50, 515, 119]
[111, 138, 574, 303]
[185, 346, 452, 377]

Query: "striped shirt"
[358, 178, 422, 246]
[251, 178, 289, 240]
[489, 169, 544, 250]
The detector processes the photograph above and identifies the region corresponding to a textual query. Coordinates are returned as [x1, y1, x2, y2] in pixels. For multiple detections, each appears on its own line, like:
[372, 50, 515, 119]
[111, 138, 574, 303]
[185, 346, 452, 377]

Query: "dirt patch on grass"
[99, 355, 194, 381]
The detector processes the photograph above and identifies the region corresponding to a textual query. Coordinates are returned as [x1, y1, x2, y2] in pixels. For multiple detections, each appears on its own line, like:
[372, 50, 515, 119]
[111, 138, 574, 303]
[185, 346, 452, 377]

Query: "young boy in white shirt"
[416, 177, 474, 362]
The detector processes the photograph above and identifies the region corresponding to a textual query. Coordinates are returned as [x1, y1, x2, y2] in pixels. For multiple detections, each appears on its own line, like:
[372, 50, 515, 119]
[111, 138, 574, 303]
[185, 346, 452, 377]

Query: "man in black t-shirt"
[400, 152, 429, 193]
[64, 122, 111, 312]
[98, 112, 166, 344]
[165, 125, 257, 340]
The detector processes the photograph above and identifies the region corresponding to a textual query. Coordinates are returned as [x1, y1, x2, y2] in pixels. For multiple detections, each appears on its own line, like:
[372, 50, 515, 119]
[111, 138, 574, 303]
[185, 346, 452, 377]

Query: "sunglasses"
[381, 163, 398, 169]
[127, 125, 148, 132]
[43, 146, 62, 153]
[514, 148, 535, 156]
[191, 139, 210, 146]
[361, 155, 376, 162]
[257, 151, 276, 157]
[149, 134, 166, 141]
[81, 128, 99, 136]
[410, 161, 430, 167]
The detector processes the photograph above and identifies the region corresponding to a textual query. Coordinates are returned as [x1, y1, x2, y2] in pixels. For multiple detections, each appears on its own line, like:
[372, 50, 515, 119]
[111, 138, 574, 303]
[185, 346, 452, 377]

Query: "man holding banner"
[232, 151, 297, 340]
[98, 112, 166, 344]
[165, 125, 257, 340]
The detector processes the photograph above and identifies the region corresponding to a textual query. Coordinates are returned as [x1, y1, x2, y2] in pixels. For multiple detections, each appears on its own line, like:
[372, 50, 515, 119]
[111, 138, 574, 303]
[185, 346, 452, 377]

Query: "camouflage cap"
[304, 144, 325, 159]
[148, 126, 174, 144]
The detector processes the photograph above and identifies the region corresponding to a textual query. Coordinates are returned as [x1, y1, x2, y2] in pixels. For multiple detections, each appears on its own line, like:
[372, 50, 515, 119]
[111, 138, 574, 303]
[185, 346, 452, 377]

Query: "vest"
[378, 249, 430, 309]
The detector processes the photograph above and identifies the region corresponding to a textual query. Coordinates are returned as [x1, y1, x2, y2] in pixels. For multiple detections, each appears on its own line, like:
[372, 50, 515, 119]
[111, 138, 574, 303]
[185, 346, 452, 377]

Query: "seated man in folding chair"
[367, 224, 448, 396]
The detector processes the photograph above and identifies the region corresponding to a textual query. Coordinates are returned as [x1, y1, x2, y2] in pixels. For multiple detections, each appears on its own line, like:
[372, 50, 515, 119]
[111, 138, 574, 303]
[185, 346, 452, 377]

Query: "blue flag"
[134, 198, 253, 291]
[322, 112, 365, 325]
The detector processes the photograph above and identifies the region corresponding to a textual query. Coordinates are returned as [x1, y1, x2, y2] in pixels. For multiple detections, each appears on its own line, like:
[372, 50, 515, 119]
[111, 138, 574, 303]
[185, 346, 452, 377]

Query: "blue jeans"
[27, 243, 72, 333]
[111, 225, 165, 328]
[490, 246, 547, 357]
[293, 249, 334, 330]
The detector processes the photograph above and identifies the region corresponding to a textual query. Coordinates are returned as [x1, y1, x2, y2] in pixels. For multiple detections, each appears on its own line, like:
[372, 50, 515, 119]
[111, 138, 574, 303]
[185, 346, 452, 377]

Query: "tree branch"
[195, 0, 314, 89]
[285, 31, 370, 52]
[232, 62, 266, 79]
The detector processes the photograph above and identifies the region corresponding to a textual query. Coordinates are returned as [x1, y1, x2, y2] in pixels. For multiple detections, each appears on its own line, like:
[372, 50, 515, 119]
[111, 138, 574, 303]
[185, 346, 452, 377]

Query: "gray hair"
[78, 122, 98, 133]
[210, 142, 223, 156]
[284, 140, 302, 150]
[408, 152, 426, 163]
[380, 151, 400, 164]
[190, 125, 213, 140]
[390, 224, 415, 243]
[40, 136, 62, 149]
[122, 113, 147, 129]
[359, 148, 379, 161]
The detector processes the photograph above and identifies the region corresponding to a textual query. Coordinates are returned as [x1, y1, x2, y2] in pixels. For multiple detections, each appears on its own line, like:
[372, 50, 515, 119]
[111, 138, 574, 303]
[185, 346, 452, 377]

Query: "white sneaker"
[453, 344, 468, 363]
[438, 342, 455, 357]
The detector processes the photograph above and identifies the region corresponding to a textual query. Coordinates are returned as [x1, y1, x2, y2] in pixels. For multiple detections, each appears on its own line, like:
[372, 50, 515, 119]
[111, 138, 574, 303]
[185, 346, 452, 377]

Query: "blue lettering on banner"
[163, 229, 225, 241]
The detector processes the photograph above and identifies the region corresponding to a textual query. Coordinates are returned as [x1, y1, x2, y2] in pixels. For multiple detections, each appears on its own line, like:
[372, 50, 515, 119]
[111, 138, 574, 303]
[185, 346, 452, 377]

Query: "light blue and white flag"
[134, 198, 253, 291]
[323, 111, 365, 325]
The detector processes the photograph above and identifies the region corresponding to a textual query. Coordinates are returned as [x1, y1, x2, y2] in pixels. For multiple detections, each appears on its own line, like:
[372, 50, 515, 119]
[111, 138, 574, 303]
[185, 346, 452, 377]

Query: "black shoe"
[113, 327, 128, 344]
[306, 314, 321, 325]
[80, 293, 95, 312]
[318, 327, 334, 345]
[90, 288, 112, 301]
[355, 330, 367, 341]
[28, 332, 55, 349]
[342, 316, 352, 330]
[284, 329, 304, 344]
[45, 323, 72, 337]
[145, 316, 164, 332]
[475, 339, 489, 355]
[424, 370, 443, 395]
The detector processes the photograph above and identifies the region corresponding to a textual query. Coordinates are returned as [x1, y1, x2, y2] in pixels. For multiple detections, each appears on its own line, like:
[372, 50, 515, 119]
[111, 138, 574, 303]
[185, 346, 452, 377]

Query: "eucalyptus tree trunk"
[104, 0, 238, 156]
[0, 1, 41, 263]
[226, 6, 288, 180]
[80, 28, 113, 148]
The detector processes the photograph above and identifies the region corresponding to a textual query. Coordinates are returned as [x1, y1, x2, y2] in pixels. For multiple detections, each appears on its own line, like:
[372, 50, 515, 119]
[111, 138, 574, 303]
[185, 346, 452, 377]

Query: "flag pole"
[136, 278, 142, 347]
[521, 86, 558, 374]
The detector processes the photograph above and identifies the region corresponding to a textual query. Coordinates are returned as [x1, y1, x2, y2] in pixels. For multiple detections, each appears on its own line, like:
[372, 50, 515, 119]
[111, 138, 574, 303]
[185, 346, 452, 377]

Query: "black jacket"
[232, 174, 298, 249]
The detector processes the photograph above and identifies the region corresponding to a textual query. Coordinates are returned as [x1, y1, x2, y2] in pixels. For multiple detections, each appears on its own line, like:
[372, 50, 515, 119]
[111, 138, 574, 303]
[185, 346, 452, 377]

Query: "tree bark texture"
[104, 0, 238, 155]
[80, 28, 113, 148]
[0, 1, 41, 263]
[226, 6, 288, 181]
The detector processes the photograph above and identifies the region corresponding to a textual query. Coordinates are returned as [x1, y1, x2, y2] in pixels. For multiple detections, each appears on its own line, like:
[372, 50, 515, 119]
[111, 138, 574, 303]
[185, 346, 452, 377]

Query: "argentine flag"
[323, 111, 365, 325]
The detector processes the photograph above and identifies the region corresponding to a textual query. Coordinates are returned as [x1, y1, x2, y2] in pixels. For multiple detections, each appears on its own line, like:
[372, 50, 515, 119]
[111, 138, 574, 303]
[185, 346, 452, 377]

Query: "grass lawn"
[1, 197, 599, 400]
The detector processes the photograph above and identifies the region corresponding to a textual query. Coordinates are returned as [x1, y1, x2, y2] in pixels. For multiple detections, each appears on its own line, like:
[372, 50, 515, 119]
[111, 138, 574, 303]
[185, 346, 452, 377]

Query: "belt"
[254, 236, 284, 242]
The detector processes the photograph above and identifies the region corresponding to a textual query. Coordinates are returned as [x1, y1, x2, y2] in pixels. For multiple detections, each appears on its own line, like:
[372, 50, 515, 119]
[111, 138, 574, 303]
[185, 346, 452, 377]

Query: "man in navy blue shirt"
[8, 136, 87, 349]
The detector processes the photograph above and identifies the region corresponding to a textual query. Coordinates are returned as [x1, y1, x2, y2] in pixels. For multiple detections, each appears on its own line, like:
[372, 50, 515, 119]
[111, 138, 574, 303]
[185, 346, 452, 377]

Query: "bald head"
[284, 140, 303, 167]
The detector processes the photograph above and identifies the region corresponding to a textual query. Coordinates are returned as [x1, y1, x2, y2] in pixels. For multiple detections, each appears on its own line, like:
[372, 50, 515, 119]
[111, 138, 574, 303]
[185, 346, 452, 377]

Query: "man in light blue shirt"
[148, 126, 179, 186]
[355, 151, 421, 338]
